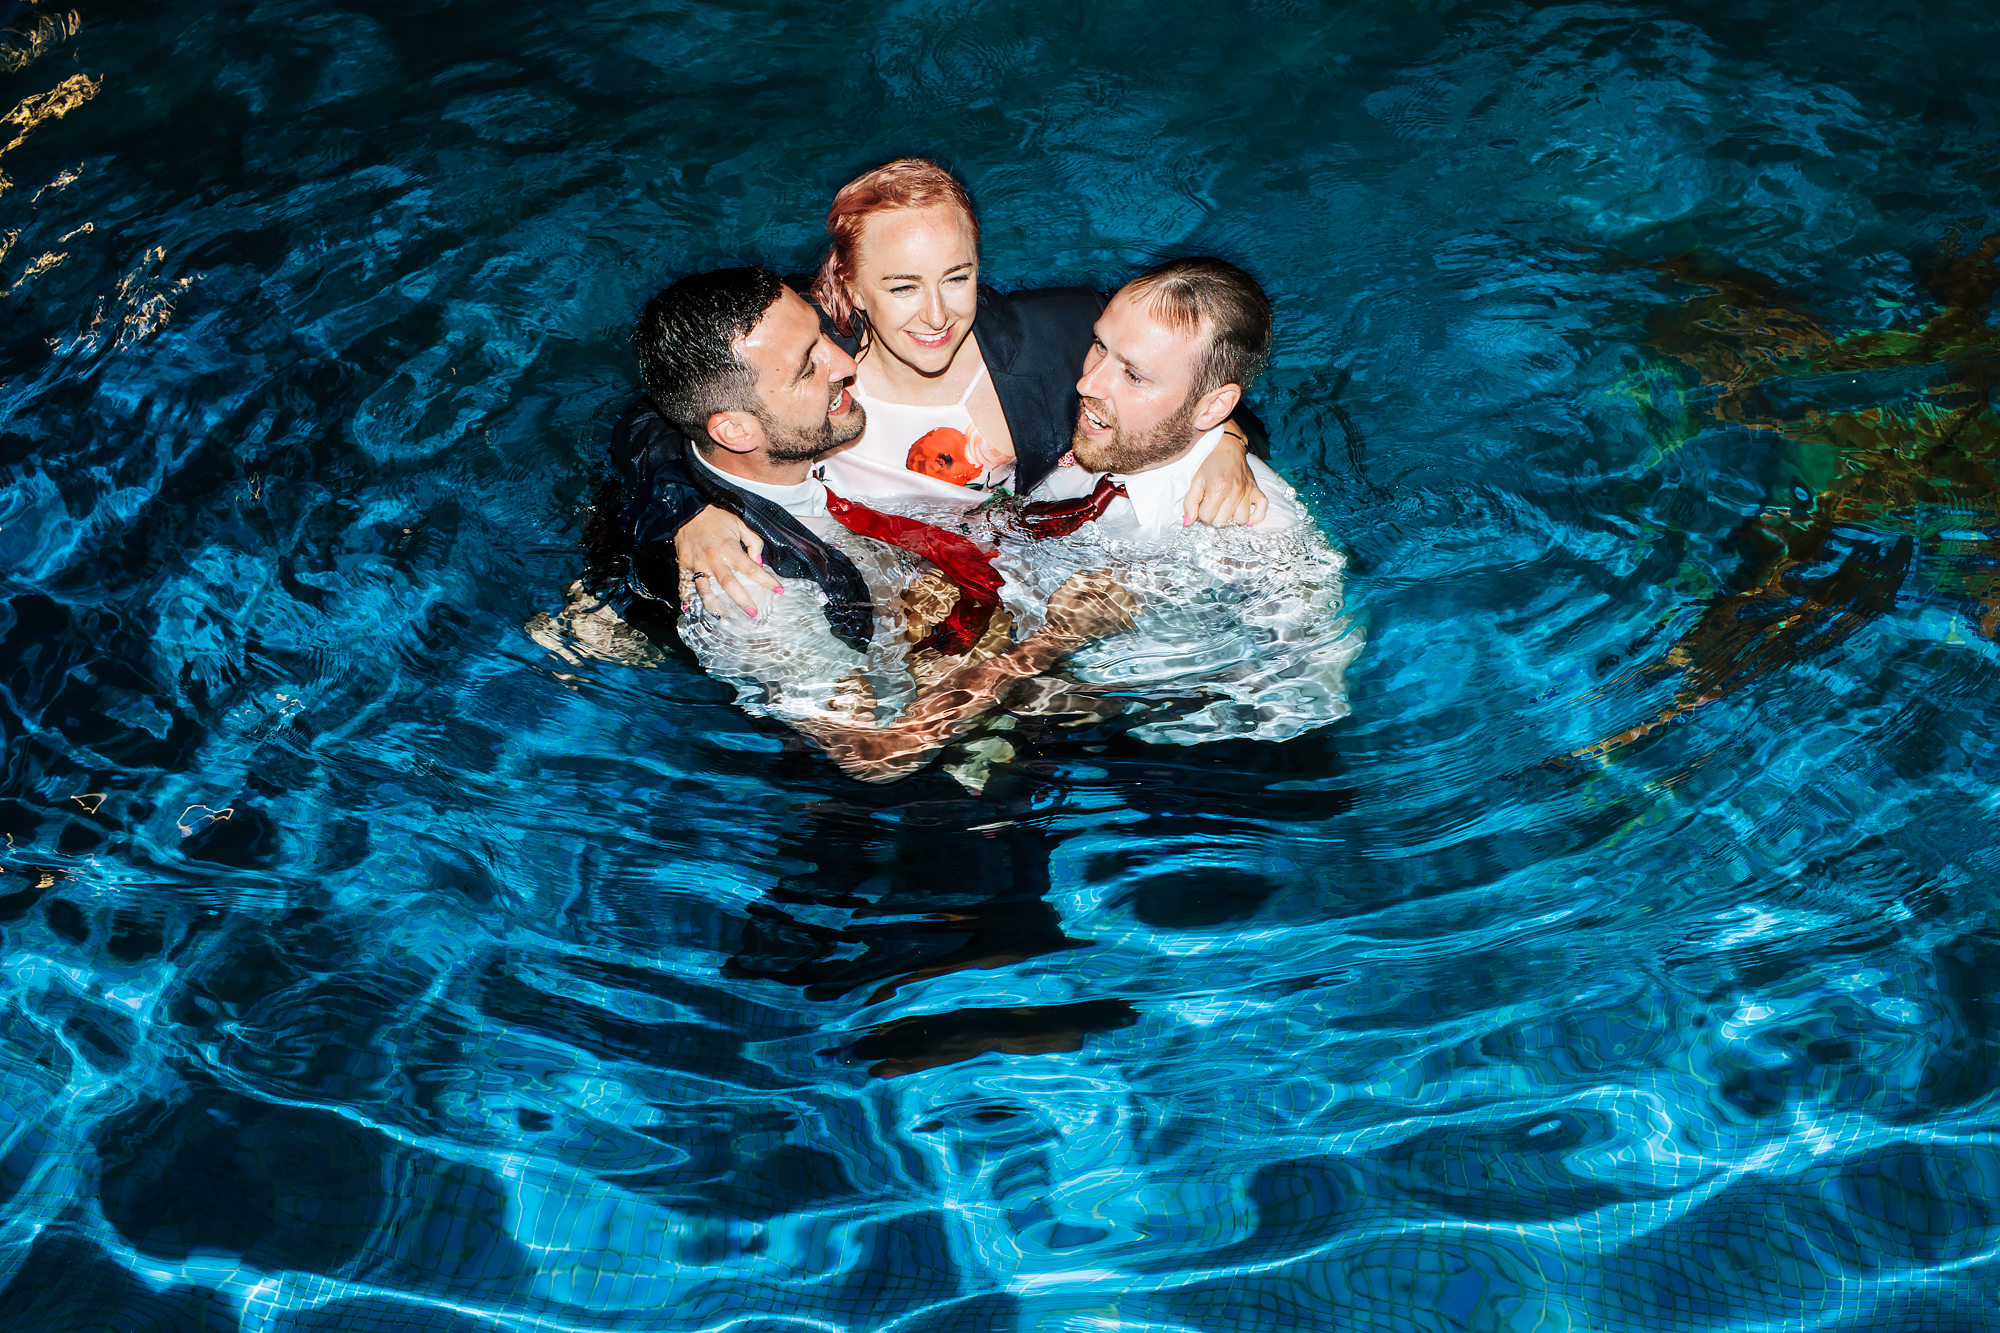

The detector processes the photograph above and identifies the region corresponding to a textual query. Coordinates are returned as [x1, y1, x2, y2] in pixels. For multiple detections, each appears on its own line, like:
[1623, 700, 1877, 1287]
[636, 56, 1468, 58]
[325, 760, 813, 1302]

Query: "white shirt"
[689, 445, 830, 524]
[1023, 425, 1305, 539]
[830, 362, 1014, 501]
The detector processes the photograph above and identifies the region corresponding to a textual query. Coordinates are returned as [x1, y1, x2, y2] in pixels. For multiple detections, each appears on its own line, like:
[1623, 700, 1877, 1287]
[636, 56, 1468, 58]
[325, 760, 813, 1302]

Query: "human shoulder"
[976, 285, 1106, 373]
[608, 396, 685, 486]
[603, 395, 712, 548]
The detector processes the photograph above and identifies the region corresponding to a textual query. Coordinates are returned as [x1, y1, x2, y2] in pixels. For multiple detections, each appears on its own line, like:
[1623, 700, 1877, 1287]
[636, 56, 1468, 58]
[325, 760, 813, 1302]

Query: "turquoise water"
[5, 1, 2000, 1329]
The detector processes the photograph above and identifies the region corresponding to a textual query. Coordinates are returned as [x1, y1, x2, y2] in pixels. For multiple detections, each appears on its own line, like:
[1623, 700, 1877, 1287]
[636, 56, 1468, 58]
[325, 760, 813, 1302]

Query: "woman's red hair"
[811, 158, 981, 338]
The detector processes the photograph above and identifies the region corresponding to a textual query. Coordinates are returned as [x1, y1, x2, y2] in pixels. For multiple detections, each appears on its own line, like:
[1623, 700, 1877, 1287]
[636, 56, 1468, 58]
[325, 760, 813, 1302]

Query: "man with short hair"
[623, 266, 1133, 783]
[1024, 256, 1304, 536]
[638, 266, 869, 470]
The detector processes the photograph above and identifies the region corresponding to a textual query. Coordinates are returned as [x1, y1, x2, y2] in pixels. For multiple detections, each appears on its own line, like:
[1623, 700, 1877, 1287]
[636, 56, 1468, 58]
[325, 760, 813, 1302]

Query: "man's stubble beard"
[1071, 391, 1198, 475]
[762, 399, 869, 464]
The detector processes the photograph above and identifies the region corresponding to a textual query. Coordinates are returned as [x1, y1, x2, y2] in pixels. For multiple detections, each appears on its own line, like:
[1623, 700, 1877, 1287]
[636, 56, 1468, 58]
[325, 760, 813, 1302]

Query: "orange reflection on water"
[0, 9, 78, 77]
[1578, 236, 2000, 758]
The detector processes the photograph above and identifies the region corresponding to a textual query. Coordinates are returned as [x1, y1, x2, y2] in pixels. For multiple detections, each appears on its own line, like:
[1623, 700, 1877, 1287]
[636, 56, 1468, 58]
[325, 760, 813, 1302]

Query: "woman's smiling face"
[848, 203, 980, 378]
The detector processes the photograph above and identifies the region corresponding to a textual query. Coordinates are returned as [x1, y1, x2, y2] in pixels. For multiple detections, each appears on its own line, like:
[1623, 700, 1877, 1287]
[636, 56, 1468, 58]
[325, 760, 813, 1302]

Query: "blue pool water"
[5, 1, 2000, 1329]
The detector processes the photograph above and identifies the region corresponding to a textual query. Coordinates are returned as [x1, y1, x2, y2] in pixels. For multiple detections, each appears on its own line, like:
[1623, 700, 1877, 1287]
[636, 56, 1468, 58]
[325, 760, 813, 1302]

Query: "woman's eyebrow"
[880, 261, 975, 282]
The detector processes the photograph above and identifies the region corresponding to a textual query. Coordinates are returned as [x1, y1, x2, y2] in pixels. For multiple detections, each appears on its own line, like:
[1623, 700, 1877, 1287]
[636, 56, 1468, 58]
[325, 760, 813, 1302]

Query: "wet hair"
[810, 158, 981, 339]
[1123, 256, 1273, 399]
[634, 266, 785, 443]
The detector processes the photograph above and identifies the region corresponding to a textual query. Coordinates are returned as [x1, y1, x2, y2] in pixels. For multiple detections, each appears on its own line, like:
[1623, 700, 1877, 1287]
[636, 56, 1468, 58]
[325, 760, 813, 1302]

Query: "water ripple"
[5, 0, 2000, 1330]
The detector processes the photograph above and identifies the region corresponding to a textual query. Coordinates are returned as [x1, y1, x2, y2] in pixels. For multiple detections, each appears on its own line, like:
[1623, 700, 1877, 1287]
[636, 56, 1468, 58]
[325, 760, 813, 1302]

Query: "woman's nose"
[922, 286, 947, 327]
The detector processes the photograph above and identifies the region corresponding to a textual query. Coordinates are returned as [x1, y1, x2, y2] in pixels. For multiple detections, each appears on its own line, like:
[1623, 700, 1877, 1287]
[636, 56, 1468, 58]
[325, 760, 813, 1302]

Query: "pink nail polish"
[755, 553, 765, 565]
[746, 607, 757, 618]
[773, 585, 786, 596]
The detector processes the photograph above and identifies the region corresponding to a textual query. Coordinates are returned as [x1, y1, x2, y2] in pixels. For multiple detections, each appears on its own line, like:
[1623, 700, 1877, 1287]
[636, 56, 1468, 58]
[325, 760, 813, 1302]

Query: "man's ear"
[1192, 382, 1242, 433]
[705, 410, 762, 455]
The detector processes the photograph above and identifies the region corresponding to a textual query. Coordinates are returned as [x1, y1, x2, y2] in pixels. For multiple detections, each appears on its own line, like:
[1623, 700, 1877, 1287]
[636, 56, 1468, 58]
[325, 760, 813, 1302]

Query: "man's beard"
[1071, 391, 1198, 475]
[761, 398, 868, 463]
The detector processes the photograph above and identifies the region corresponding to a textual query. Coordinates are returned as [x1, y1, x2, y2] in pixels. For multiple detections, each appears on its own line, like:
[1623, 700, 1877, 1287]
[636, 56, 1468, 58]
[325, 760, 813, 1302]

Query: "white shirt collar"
[689, 445, 828, 519]
[1103, 424, 1228, 538]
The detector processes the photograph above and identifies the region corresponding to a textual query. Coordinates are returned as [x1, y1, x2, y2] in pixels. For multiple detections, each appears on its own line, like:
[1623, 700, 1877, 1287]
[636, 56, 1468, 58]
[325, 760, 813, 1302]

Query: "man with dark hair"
[633, 266, 786, 442]
[635, 266, 864, 466]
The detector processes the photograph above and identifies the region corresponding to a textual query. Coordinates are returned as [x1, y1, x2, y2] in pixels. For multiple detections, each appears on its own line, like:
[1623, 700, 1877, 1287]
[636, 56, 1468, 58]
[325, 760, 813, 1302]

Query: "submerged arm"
[796, 571, 1134, 783]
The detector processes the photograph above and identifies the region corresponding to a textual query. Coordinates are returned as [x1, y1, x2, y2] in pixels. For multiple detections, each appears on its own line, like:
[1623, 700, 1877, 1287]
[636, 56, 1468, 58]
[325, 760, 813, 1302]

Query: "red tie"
[1012, 473, 1128, 539]
[822, 487, 1003, 657]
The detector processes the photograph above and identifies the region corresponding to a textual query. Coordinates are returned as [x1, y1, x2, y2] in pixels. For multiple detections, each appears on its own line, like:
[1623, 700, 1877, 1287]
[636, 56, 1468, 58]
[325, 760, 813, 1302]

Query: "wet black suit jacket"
[600, 282, 1265, 642]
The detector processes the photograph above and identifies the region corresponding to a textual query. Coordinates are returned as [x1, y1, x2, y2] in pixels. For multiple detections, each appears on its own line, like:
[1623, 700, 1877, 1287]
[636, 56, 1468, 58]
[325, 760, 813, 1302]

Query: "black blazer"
[602, 283, 1106, 607]
[963, 284, 1106, 494]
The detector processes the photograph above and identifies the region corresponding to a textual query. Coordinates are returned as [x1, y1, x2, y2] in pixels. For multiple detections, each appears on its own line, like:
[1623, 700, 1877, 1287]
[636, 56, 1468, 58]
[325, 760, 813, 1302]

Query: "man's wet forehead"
[1100, 292, 1204, 374]
[738, 290, 817, 379]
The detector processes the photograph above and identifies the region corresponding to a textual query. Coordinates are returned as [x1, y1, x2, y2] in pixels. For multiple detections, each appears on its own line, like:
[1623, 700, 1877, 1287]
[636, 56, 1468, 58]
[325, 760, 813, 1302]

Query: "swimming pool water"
[4, 1, 2000, 1329]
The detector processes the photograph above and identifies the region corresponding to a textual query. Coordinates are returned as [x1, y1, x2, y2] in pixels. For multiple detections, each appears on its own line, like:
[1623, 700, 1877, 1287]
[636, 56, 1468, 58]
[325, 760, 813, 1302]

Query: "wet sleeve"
[1245, 456, 1302, 532]
[608, 398, 708, 547]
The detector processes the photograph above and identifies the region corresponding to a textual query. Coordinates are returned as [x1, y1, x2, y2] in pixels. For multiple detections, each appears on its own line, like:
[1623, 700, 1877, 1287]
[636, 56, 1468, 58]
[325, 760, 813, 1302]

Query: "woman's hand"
[675, 505, 783, 615]
[1180, 420, 1267, 528]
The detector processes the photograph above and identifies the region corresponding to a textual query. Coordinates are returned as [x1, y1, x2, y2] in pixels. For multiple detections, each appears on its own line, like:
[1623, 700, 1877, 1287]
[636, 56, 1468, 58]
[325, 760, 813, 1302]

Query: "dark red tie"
[823, 487, 1003, 657]
[1012, 473, 1128, 539]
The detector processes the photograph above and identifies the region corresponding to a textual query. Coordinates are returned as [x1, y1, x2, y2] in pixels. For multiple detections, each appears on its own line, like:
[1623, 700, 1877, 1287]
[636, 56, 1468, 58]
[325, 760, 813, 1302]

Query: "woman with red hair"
[645, 159, 1271, 614]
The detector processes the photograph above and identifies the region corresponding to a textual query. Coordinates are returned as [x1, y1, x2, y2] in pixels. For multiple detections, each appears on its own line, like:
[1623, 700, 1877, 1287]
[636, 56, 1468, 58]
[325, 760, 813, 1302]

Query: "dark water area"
[5, 1, 2000, 1329]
